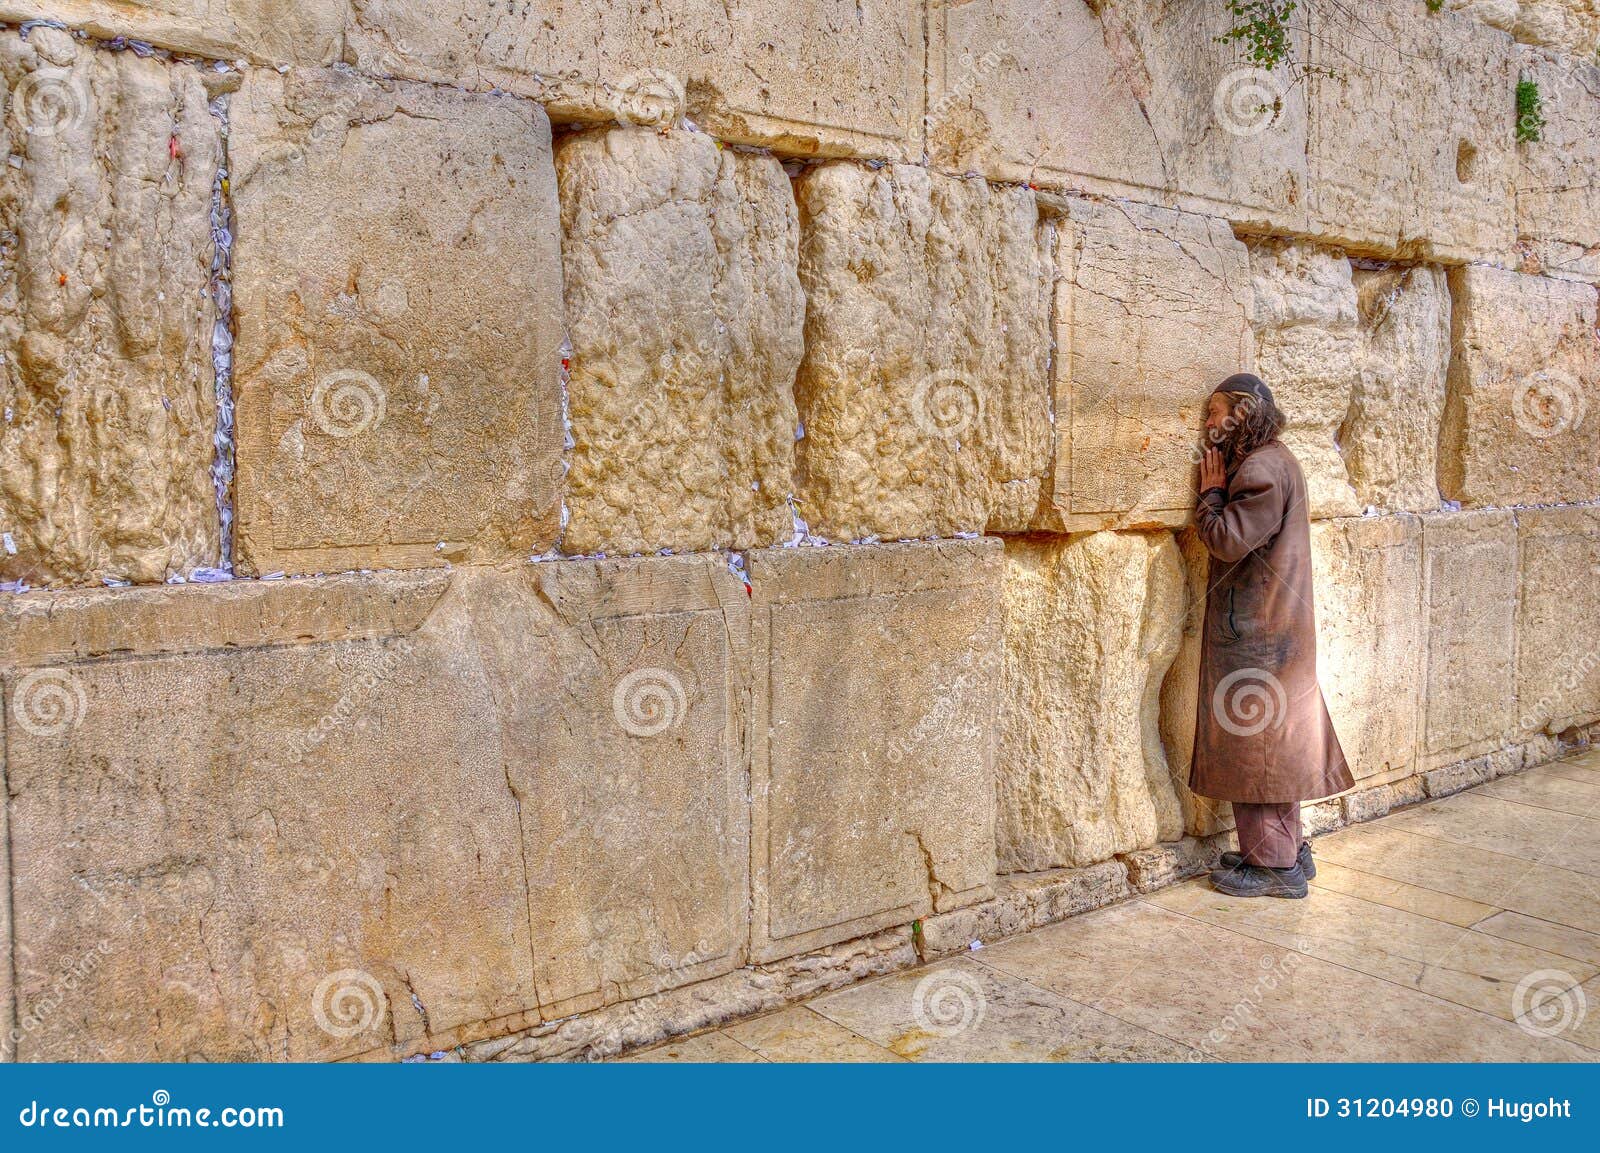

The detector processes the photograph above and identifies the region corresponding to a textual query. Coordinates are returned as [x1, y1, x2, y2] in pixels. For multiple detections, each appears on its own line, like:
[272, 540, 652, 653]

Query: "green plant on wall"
[1215, 1, 1299, 71]
[1516, 77, 1546, 143]
[1425, 0, 1444, 12]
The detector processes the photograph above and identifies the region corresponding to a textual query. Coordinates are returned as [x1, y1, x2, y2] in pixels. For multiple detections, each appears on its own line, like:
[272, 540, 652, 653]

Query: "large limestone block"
[1306, 2, 1515, 261]
[926, 0, 1308, 230]
[1346, 266, 1451, 513]
[230, 67, 564, 576]
[0, 1, 345, 65]
[1419, 511, 1520, 770]
[558, 127, 803, 555]
[747, 539, 999, 963]
[345, 0, 923, 158]
[1454, 0, 1600, 54]
[1517, 505, 1600, 732]
[0, 31, 221, 586]
[1441, 265, 1600, 508]
[1247, 241, 1360, 519]
[1514, 45, 1600, 281]
[1311, 515, 1424, 788]
[1, 556, 750, 1059]
[792, 163, 1051, 539]
[1051, 197, 1254, 531]
[997, 531, 1187, 874]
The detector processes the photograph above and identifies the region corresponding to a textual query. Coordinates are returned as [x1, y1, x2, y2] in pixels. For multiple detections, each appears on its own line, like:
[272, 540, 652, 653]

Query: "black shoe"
[1209, 861, 1309, 899]
[1220, 839, 1315, 879]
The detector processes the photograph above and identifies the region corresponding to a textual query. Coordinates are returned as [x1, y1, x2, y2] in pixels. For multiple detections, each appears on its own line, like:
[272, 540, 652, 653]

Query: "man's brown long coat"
[1190, 441, 1353, 803]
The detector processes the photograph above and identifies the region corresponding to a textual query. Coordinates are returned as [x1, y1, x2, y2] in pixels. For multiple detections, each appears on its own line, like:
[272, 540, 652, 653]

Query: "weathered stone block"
[1514, 45, 1600, 281]
[1247, 241, 1360, 519]
[558, 126, 803, 555]
[230, 67, 564, 576]
[0, 31, 221, 586]
[1347, 265, 1452, 513]
[1516, 505, 1600, 733]
[1419, 510, 1520, 770]
[997, 531, 1186, 873]
[1311, 514, 1424, 788]
[1454, 0, 1600, 54]
[792, 163, 1051, 539]
[1441, 265, 1600, 508]
[926, 0, 1309, 230]
[1, 556, 749, 1059]
[0, 1, 345, 65]
[1306, 2, 1516, 261]
[1050, 197, 1254, 531]
[747, 539, 1000, 963]
[345, 0, 923, 158]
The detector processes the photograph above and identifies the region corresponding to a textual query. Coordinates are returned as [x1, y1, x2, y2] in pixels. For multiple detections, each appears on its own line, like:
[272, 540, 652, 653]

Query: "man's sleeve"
[1194, 458, 1287, 563]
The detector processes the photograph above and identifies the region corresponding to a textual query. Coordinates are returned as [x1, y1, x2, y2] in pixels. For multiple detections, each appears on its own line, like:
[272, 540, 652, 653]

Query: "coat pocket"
[1223, 587, 1242, 642]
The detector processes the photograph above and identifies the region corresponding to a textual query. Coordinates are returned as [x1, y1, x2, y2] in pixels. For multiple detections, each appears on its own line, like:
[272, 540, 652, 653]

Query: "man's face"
[1203, 393, 1233, 441]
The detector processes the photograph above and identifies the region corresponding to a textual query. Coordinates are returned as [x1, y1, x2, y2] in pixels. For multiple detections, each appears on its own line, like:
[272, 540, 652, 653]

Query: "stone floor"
[624, 748, 1600, 1062]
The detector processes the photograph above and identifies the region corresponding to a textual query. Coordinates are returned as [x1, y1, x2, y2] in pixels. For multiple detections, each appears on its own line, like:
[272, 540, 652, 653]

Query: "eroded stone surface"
[748, 539, 1000, 962]
[345, 0, 923, 158]
[1307, 3, 1516, 261]
[1050, 197, 1254, 531]
[0, 31, 221, 586]
[558, 126, 803, 555]
[1514, 45, 1600, 282]
[1420, 510, 1520, 770]
[1347, 265, 1452, 513]
[1247, 241, 1360, 519]
[1454, 0, 1600, 54]
[1517, 505, 1600, 733]
[0, 1, 346, 65]
[1, 557, 749, 1059]
[997, 531, 1186, 873]
[1311, 514, 1424, 788]
[926, 0, 1308, 231]
[792, 163, 1051, 539]
[1441, 265, 1600, 508]
[230, 67, 564, 575]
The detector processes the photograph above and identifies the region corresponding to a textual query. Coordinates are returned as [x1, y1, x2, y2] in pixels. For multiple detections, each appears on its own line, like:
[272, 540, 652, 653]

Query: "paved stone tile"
[1513, 972, 1599, 1054]
[1151, 878, 1597, 1021]
[975, 901, 1589, 1061]
[809, 957, 1204, 1062]
[1476, 766, 1600, 818]
[621, 1031, 764, 1062]
[723, 1007, 901, 1063]
[1384, 792, 1600, 875]
[1474, 911, 1600, 968]
[1308, 858, 1499, 927]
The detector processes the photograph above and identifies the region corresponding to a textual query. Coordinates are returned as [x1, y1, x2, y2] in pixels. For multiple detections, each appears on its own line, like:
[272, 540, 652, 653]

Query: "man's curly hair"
[1212, 390, 1286, 466]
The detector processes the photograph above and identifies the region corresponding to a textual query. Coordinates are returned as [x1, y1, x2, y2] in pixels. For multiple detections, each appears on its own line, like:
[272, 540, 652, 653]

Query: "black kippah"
[1212, 372, 1273, 408]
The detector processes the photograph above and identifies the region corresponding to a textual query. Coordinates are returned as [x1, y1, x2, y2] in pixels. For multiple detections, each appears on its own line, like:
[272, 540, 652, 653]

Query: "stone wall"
[2, 1, 1599, 1061]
